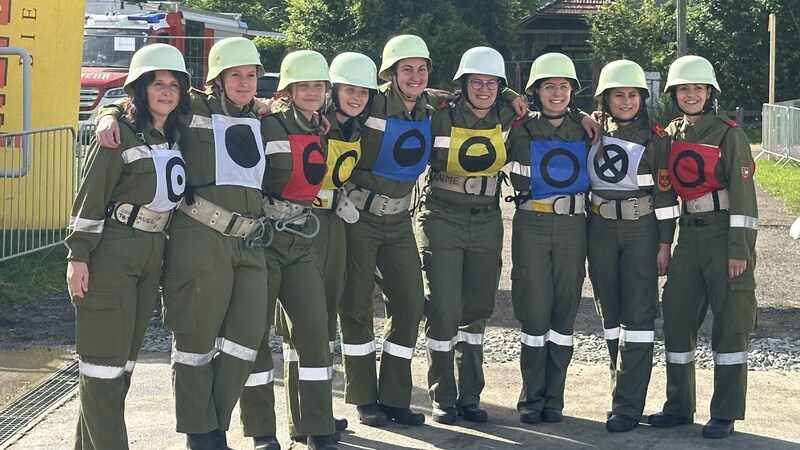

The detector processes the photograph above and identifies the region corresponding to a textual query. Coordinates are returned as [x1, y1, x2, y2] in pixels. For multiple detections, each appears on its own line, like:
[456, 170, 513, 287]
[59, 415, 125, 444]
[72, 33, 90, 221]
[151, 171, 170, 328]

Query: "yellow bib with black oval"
[445, 124, 507, 176]
[322, 138, 362, 190]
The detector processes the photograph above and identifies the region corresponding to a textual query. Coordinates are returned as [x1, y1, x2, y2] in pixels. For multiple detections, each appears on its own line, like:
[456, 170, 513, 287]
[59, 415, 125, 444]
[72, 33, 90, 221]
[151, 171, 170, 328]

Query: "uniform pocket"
[161, 275, 197, 334]
[73, 291, 124, 358]
[724, 263, 757, 333]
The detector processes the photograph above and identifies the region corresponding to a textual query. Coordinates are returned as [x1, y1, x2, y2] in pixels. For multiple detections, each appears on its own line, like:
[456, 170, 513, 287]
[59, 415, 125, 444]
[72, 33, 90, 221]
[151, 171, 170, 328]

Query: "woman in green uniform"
[648, 55, 758, 440]
[587, 60, 679, 432]
[66, 43, 189, 450]
[238, 50, 338, 450]
[507, 52, 591, 425]
[419, 46, 519, 425]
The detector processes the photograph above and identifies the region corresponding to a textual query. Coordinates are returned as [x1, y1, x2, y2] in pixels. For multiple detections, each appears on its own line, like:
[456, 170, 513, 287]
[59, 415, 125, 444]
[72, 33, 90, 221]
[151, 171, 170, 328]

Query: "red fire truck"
[79, 1, 281, 126]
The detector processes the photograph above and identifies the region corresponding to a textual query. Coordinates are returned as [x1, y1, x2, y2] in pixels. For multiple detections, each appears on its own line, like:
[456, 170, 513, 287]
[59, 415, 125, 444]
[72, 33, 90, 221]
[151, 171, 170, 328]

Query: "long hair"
[123, 70, 190, 137]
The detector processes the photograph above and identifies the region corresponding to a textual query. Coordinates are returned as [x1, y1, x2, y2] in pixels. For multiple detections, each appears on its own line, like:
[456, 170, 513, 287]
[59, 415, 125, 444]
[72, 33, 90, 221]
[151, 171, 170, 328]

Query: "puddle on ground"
[0, 349, 74, 407]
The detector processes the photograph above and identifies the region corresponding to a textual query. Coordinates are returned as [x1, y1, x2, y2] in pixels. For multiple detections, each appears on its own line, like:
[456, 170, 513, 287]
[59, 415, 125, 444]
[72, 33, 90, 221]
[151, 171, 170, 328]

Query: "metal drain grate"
[0, 359, 79, 447]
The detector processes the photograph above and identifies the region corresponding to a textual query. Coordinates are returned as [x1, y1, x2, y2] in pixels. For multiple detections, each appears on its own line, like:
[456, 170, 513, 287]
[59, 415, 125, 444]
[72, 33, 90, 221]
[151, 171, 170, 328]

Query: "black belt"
[681, 211, 729, 227]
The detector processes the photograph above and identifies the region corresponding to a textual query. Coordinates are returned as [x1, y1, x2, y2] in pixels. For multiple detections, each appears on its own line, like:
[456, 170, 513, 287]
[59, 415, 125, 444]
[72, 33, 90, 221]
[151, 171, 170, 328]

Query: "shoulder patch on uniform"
[437, 101, 448, 111]
[726, 119, 740, 128]
[657, 169, 672, 191]
[651, 123, 668, 138]
[740, 159, 755, 181]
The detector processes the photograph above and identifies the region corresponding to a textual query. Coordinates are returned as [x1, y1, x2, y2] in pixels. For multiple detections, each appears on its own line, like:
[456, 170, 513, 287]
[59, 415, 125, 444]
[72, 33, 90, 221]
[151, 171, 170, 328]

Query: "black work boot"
[306, 434, 338, 450]
[606, 414, 638, 432]
[356, 402, 389, 427]
[253, 435, 281, 450]
[519, 407, 541, 424]
[648, 411, 693, 428]
[459, 404, 488, 423]
[290, 432, 340, 444]
[702, 418, 735, 439]
[379, 404, 425, 426]
[431, 406, 457, 424]
[334, 417, 348, 431]
[186, 430, 231, 450]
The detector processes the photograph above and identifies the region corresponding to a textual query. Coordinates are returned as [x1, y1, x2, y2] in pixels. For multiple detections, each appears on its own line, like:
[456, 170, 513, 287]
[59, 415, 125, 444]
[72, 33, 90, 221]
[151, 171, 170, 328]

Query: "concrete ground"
[6, 351, 800, 450]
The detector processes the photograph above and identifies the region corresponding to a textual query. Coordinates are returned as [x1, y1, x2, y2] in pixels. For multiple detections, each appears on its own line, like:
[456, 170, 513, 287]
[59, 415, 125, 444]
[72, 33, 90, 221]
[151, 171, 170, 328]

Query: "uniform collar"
[455, 99, 499, 128]
[680, 111, 716, 136]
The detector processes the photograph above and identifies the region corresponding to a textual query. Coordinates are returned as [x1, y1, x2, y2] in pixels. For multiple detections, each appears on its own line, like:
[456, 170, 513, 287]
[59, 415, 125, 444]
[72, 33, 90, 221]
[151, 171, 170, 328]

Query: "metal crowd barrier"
[1, 126, 81, 262]
[758, 103, 800, 166]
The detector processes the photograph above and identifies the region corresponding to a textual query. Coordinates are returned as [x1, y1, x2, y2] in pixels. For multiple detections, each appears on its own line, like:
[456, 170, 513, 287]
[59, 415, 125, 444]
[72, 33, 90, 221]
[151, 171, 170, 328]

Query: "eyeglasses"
[540, 83, 572, 95]
[469, 79, 500, 90]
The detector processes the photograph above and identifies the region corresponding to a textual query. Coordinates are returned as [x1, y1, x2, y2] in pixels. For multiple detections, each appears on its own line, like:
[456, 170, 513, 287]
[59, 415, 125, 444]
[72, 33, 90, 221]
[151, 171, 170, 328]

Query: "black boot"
[186, 430, 231, 450]
[431, 406, 457, 424]
[306, 434, 338, 450]
[253, 435, 280, 450]
[606, 414, 638, 432]
[379, 404, 425, 426]
[459, 404, 488, 423]
[702, 418, 734, 439]
[356, 402, 388, 427]
[334, 417, 348, 431]
[648, 411, 693, 428]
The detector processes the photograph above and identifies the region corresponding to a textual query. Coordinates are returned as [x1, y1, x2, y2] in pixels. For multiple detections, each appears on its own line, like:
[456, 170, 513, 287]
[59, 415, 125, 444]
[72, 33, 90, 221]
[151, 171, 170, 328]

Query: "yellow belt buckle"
[530, 201, 554, 213]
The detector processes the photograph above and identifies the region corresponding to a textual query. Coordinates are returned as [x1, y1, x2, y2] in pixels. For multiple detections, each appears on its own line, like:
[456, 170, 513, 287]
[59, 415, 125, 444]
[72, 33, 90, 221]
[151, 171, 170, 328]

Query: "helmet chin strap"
[391, 73, 421, 103]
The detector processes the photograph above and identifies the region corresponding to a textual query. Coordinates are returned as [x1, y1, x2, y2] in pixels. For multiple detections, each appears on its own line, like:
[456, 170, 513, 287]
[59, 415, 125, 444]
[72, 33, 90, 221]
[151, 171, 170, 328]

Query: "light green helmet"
[206, 37, 265, 83]
[664, 55, 720, 93]
[525, 52, 580, 94]
[452, 46, 507, 85]
[329, 52, 378, 90]
[594, 59, 649, 99]
[378, 34, 432, 81]
[123, 43, 189, 96]
[277, 50, 330, 91]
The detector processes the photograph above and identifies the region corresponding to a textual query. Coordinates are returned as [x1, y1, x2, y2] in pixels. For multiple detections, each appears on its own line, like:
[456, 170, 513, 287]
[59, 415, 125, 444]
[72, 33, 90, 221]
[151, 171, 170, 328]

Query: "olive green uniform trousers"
[587, 212, 659, 420]
[511, 210, 586, 413]
[161, 213, 269, 434]
[339, 210, 425, 408]
[417, 199, 502, 409]
[662, 212, 756, 421]
[240, 223, 335, 437]
[73, 223, 164, 450]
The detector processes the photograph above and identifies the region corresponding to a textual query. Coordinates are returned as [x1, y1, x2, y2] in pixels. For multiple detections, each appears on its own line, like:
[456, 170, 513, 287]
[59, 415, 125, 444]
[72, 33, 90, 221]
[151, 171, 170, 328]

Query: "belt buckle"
[627, 197, 640, 220]
[376, 194, 390, 215]
[222, 211, 242, 237]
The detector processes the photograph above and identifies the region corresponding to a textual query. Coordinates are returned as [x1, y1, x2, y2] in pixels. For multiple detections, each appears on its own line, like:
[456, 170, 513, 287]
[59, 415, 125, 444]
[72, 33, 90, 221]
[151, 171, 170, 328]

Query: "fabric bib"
[322, 138, 361, 190]
[588, 136, 646, 191]
[211, 114, 265, 190]
[668, 140, 721, 201]
[146, 144, 186, 212]
[373, 117, 431, 181]
[444, 124, 507, 176]
[529, 139, 589, 199]
[280, 134, 326, 201]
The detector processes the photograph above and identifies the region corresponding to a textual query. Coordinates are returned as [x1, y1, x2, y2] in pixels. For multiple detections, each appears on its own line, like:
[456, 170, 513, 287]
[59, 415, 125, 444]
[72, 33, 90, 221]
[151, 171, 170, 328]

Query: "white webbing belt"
[107, 202, 172, 232]
[684, 189, 730, 213]
[590, 193, 654, 220]
[429, 170, 498, 197]
[262, 197, 308, 225]
[344, 183, 412, 216]
[517, 193, 585, 215]
[178, 195, 262, 238]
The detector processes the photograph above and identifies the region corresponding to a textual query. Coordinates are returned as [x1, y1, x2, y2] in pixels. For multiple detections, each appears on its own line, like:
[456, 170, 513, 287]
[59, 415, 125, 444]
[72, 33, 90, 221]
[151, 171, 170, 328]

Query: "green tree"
[589, 0, 675, 74]
[183, 0, 286, 32]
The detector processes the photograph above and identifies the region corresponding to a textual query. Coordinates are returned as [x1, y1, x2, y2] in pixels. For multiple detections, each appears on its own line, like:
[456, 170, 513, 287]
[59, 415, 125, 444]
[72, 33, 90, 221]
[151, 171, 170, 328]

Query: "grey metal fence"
[1, 126, 81, 262]
[758, 103, 800, 166]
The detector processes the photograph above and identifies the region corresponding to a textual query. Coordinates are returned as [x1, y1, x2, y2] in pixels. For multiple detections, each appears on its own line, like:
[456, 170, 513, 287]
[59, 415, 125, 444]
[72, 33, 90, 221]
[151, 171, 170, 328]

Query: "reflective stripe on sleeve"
[713, 351, 748, 365]
[298, 366, 333, 381]
[382, 341, 414, 360]
[457, 331, 484, 345]
[655, 205, 682, 220]
[341, 340, 376, 357]
[729, 215, 758, 230]
[520, 331, 547, 348]
[79, 361, 125, 379]
[434, 136, 451, 148]
[548, 329, 574, 347]
[604, 327, 620, 340]
[509, 161, 530, 177]
[265, 140, 291, 156]
[172, 347, 216, 366]
[215, 337, 258, 362]
[122, 145, 153, 164]
[329, 341, 335, 354]
[665, 350, 695, 364]
[364, 117, 386, 132]
[70, 216, 105, 233]
[620, 329, 655, 343]
[124, 360, 136, 373]
[637, 174, 654, 186]
[245, 370, 274, 387]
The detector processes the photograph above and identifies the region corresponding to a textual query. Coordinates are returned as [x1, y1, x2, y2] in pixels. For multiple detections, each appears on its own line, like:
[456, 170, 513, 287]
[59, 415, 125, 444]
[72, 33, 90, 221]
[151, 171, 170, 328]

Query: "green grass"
[0, 245, 67, 307]
[755, 158, 800, 214]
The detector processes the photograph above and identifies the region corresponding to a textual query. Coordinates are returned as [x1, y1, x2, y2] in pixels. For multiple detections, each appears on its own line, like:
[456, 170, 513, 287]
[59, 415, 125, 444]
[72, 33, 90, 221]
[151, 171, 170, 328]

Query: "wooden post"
[677, 0, 687, 57]
[736, 106, 745, 125]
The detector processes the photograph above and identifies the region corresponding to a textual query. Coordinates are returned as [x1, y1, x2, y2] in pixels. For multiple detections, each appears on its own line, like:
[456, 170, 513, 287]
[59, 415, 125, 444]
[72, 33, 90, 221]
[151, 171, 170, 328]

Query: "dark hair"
[123, 70, 190, 137]
[601, 87, 649, 127]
